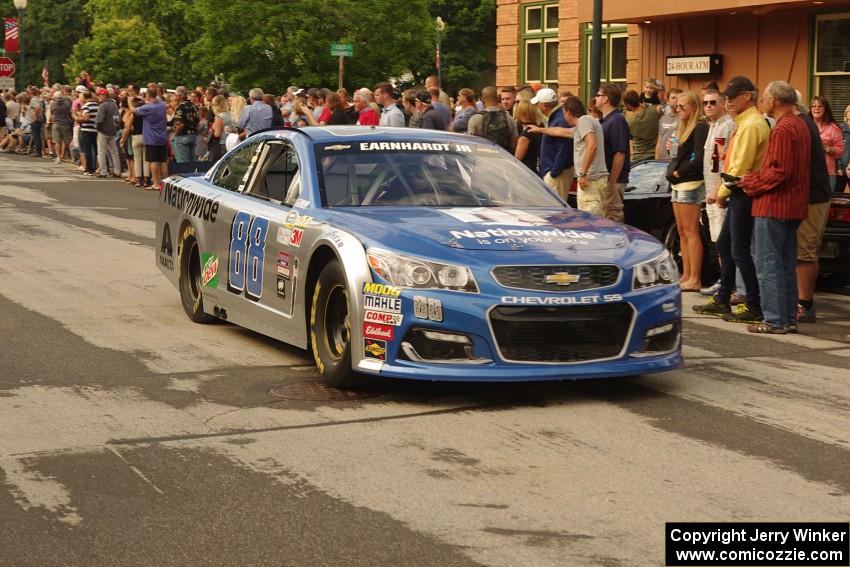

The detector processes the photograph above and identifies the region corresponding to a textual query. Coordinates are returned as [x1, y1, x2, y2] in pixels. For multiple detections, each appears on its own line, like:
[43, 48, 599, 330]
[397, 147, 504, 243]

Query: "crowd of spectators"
[1, 71, 848, 332]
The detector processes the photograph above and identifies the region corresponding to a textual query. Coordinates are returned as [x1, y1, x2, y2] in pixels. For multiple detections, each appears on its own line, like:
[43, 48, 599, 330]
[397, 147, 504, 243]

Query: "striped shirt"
[742, 112, 811, 220]
[79, 101, 98, 132]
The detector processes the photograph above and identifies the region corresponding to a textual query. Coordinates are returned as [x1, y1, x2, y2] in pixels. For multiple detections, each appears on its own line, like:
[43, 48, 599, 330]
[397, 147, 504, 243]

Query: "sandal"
[747, 322, 787, 335]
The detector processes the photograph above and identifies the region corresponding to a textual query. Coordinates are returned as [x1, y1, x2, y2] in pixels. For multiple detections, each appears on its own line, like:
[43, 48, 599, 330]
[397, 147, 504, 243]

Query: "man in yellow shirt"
[694, 76, 770, 323]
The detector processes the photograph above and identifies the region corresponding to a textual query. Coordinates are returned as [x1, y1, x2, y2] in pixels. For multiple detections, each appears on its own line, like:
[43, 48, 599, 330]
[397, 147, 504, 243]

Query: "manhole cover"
[270, 381, 382, 401]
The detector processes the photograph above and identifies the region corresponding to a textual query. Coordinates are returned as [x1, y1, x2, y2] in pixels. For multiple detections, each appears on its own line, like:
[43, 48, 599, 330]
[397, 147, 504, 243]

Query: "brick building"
[496, 0, 850, 111]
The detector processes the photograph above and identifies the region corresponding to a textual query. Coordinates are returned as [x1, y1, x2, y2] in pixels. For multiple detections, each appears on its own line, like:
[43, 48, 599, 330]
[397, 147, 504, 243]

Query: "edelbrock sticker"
[362, 323, 395, 341]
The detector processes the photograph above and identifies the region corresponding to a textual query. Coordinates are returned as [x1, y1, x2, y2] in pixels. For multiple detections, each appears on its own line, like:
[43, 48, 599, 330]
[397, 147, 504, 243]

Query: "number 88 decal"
[228, 210, 270, 300]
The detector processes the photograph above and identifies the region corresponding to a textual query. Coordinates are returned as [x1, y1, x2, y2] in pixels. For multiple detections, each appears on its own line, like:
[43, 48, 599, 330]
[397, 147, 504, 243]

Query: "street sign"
[330, 43, 353, 57]
[0, 77, 14, 90]
[0, 56, 15, 77]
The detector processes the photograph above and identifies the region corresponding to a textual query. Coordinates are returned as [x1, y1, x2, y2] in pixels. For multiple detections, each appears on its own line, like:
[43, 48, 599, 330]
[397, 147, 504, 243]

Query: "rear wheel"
[178, 224, 215, 324]
[310, 260, 360, 388]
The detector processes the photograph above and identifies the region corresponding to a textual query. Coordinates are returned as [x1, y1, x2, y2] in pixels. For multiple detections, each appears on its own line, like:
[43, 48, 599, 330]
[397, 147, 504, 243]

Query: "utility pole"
[590, 0, 603, 98]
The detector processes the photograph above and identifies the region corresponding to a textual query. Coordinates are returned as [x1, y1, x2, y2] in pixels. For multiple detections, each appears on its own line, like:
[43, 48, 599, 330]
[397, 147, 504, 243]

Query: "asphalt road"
[1, 154, 848, 567]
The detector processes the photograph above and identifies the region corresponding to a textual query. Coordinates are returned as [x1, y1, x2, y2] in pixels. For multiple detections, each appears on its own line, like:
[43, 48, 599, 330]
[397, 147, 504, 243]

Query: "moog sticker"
[362, 282, 401, 297]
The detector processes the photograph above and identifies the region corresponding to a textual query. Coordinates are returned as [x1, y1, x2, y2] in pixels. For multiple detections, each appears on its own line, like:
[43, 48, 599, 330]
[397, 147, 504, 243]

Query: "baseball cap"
[721, 76, 757, 98]
[531, 88, 557, 105]
[96, 87, 108, 96]
[75, 85, 88, 93]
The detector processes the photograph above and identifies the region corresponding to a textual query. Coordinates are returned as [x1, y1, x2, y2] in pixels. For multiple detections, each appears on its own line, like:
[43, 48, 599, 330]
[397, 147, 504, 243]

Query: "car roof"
[259, 125, 499, 147]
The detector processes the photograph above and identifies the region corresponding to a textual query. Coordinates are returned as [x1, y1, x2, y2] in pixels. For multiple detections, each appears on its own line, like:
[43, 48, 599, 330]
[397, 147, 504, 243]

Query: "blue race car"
[156, 126, 682, 388]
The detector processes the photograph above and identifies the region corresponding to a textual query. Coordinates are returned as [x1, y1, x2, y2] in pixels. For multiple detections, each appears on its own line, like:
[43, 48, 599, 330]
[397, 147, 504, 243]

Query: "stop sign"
[0, 57, 15, 77]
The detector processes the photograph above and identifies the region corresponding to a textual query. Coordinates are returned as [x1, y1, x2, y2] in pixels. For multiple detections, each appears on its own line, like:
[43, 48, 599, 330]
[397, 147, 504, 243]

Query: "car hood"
[330, 206, 631, 252]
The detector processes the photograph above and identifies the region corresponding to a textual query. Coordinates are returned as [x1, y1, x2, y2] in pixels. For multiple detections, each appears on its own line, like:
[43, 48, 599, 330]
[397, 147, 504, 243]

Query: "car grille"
[490, 304, 633, 363]
[492, 265, 620, 293]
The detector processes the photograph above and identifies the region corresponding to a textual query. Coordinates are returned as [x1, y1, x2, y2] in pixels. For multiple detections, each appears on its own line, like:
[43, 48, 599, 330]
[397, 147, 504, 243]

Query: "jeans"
[79, 131, 98, 173]
[174, 134, 196, 163]
[97, 132, 120, 174]
[714, 193, 760, 310]
[30, 121, 43, 155]
[753, 217, 801, 328]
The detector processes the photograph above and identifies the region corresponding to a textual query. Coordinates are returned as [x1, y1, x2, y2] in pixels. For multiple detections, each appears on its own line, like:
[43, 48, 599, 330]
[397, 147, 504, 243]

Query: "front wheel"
[178, 224, 216, 324]
[310, 260, 360, 388]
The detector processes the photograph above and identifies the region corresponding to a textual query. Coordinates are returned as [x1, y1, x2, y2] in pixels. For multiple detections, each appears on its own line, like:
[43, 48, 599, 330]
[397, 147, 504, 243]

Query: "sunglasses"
[702, 100, 718, 106]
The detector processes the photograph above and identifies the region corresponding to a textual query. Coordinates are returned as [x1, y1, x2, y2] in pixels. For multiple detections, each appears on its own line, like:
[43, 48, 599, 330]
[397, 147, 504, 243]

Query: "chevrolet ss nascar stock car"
[156, 126, 682, 388]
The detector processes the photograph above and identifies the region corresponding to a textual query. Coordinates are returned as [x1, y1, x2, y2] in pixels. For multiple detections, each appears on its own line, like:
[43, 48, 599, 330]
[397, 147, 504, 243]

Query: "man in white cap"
[533, 87, 574, 200]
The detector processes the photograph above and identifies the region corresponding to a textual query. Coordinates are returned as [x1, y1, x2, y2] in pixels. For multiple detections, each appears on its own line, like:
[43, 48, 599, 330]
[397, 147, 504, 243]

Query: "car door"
[212, 137, 307, 346]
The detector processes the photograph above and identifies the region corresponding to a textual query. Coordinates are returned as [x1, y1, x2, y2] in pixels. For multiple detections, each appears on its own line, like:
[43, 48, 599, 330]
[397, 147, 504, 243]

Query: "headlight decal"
[366, 248, 478, 292]
[632, 251, 680, 290]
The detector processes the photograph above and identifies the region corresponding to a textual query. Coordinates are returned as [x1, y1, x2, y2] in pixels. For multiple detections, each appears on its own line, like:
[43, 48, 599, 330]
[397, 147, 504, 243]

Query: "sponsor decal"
[364, 310, 403, 326]
[324, 144, 351, 151]
[362, 282, 401, 297]
[441, 208, 550, 227]
[363, 294, 401, 314]
[284, 211, 314, 229]
[544, 273, 581, 286]
[159, 222, 174, 271]
[324, 230, 345, 249]
[364, 338, 387, 361]
[363, 323, 395, 341]
[276, 226, 291, 245]
[276, 251, 291, 278]
[357, 142, 472, 152]
[501, 294, 623, 306]
[276, 276, 286, 299]
[449, 227, 597, 241]
[201, 253, 220, 287]
[293, 198, 310, 209]
[162, 185, 220, 223]
[413, 296, 443, 321]
[290, 228, 304, 248]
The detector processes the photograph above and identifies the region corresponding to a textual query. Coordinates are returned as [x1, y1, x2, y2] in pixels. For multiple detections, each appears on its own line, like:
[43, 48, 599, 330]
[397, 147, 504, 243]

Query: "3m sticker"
[201, 253, 219, 288]
[363, 294, 401, 314]
[364, 310, 403, 326]
[362, 323, 395, 341]
[290, 228, 304, 248]
[362, 282, 401, 297]
[364, 338, 387, 361]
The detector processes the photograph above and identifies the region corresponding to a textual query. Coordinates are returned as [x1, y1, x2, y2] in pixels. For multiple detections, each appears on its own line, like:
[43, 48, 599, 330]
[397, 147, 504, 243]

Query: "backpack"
[481, 109, 512, 150]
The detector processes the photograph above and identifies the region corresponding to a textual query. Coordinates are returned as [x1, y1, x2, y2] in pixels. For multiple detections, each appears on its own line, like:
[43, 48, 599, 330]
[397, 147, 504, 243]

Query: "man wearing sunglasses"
[694, 76, 769, 323]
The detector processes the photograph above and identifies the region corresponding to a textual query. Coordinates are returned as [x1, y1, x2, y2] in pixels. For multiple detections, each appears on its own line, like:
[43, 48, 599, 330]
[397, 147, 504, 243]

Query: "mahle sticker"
[201, 253, 220, 288]
[363, 294, 401, 314]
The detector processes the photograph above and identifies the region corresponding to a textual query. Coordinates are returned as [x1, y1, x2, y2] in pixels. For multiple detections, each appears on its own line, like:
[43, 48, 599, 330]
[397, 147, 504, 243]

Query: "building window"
[521, 2, 558, 86]
[582, 24, 628, 102]
[814, 12, 850, 115]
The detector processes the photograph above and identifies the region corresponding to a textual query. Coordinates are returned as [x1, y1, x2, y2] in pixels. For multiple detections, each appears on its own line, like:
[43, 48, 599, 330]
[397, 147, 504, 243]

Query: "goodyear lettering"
[362, 282, 402, 297]
[500, 294, 623, 305]
[162, 184, 220, 223]
[363, 294, 402, 313]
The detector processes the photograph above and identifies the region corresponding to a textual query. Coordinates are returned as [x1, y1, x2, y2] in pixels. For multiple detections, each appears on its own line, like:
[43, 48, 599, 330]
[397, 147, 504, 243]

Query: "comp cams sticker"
[364, 310, 403, 326]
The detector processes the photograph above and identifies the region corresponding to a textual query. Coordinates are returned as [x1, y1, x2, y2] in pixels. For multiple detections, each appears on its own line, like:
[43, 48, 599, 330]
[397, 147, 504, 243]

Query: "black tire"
[178, 224, 216, 324]
[663, 219, 719, 287]
[310, 260, 359, 388]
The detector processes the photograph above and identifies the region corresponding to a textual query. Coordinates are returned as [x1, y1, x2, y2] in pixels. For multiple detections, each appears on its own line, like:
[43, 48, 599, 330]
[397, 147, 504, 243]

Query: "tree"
[426, 0, 496, 92]
[0, 0, 92, 86]
[186, 0, 434, 94]
[64, 18, 174, 86]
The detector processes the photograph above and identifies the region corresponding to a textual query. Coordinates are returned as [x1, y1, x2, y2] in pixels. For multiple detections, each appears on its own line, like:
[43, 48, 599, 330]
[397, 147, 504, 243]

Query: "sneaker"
[748, 322, 787, 335]
[693, 296, 732, 317]
[700, 280, 721, 295]
[797, 304, 816, 323]
[786, 323, 799, 334]
[53, 158, 62, 164]
[730, 293, 746, 305]
[723, 304, 764, 324]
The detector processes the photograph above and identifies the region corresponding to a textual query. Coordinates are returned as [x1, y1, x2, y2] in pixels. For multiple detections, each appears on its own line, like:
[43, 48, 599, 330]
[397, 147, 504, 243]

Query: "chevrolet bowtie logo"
[544, 272, 581, 286]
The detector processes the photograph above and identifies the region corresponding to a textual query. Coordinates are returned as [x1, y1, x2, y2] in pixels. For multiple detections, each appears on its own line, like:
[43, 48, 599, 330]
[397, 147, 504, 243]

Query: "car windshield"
[314, 140, 566, 208]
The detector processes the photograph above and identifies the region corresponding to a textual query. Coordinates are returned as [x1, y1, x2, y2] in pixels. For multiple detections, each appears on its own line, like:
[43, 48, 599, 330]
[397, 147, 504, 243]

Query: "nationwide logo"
[363, 294, 401, 314]
[544, 273, 581, 286]
[364, 338, 387, 361]
[162, 185, 220, 223]
[362, 282, 402, 297]
[364, 310, 403, 326]
[450, 228, 597, 240]
[201, 253, 219, 287]
[363, 323, 394, 341]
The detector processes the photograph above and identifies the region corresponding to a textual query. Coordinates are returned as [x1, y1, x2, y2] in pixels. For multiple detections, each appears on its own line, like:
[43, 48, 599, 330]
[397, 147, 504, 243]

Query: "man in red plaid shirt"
[739, 81, 811, 334]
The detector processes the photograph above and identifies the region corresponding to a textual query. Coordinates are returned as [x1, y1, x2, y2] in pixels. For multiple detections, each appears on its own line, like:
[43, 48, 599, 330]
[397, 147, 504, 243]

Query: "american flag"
[4, 18, 19, 54]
